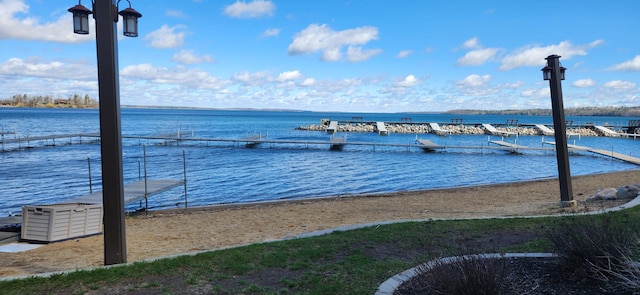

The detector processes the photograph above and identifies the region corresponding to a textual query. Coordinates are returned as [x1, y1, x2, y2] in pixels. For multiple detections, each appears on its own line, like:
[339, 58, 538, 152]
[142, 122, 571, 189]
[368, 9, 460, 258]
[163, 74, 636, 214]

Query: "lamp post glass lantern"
[119, 6, 142, 37]
[542, 65, 566, 81]
[68, 2, 92, 34]
[68, 0, 142, 37]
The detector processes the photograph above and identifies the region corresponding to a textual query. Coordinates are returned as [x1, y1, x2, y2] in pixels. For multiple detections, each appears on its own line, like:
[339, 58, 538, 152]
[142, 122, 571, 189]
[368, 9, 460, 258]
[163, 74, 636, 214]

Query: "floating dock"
[67, 179, 185, 206]
[329, 136, 347, 150]
[488, 139, 527, 154]
[415, 139, 442, 152]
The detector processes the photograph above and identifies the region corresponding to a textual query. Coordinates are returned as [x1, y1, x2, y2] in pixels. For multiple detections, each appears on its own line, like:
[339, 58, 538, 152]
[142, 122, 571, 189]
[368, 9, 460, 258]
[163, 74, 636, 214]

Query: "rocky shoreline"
[296, 120, 603, 137]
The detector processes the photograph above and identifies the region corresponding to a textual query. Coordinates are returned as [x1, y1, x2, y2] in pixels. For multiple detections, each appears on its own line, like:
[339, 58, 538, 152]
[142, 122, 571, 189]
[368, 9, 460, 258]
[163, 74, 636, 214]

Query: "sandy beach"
[1, 169, 639, 278]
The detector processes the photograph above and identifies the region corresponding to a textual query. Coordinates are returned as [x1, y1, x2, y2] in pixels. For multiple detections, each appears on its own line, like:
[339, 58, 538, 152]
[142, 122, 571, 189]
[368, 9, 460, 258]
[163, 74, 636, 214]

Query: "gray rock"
[586, 187, 618, 202]
[617, 185, 640, 200]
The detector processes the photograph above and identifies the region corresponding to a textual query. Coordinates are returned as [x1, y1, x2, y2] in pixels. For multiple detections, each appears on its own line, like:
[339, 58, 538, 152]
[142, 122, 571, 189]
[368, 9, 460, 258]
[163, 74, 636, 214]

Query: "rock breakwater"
[295, 120, 601, 137]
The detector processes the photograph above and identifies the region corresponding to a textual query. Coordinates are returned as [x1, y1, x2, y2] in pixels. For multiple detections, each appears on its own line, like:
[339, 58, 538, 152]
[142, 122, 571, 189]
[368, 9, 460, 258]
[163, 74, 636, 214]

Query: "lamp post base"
[559, 200, 577, 208]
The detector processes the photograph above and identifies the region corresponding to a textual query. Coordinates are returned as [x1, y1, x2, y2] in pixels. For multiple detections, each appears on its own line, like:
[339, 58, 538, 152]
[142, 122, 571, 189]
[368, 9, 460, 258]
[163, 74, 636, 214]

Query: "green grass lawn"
[2, 207, 639, 295]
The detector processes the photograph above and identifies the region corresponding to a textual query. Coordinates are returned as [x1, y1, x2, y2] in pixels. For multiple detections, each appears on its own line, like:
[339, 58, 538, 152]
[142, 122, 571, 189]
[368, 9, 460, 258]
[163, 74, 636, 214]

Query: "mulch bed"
[395, 257, 637, 295]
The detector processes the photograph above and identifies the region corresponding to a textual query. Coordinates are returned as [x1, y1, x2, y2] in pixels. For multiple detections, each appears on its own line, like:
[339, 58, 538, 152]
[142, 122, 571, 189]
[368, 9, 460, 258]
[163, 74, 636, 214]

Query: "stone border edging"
[375, 252, 556, 295]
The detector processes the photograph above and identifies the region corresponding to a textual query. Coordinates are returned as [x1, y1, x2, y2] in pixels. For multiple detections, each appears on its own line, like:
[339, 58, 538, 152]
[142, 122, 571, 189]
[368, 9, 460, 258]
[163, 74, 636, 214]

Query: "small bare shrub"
[407, 255, 514, 295]
[547, 214, 640, 291]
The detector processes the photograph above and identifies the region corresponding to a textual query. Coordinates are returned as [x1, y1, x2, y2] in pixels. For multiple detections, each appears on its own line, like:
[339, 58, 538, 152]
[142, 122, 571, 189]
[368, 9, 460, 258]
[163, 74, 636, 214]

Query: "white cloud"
[0, 0, 87, 43]
[572, 79, 596, 88]
[301, 78, 315, 86]
[603, 80, 637, 91]
[396, 75, 419, 87]
[261, 28, 280, 38]
[346, 46, 382, 62]
[457, 74, 491, 87]
[232, 71, 271, 85]
[0, 57, 94, 80]
[499, 40, 603, 70]
[276, 70, 302, 82]
[121, 63, 227, 89]
[461, 37, 481, 50]
[520, 88, 549, 98]
[145, 25, 186, 49]
[172, 50, 213, 64]
[608, 55, 640, 71]
[288, 24, 380, 62]
[397, 50, 413, 58]
[457, 48, 499, 66]
[224, 0, 275, 19]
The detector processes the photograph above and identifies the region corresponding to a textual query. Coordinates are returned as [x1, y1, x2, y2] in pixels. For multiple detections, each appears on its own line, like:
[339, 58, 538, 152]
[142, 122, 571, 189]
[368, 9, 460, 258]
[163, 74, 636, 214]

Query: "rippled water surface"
[1, 108, 639, 216]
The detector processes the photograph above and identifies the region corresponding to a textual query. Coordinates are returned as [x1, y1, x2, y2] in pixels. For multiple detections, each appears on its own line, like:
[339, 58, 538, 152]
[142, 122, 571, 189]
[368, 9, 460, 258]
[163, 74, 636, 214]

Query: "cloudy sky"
[1, 0, 638, 112]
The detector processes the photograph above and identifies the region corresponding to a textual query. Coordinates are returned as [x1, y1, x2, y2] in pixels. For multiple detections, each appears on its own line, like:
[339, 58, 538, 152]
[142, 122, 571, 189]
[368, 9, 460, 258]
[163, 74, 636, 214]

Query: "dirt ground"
[1, 170, 639, 278]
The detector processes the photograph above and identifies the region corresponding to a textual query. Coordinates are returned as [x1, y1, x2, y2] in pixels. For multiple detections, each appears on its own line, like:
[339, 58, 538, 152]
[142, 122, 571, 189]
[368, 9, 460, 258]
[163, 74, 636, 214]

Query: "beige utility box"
[21, 203, 103, 243]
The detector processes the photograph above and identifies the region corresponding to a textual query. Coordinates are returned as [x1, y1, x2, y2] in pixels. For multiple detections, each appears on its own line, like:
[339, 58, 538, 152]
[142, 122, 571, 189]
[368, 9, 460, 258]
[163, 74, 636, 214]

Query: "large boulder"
[617, 185, 640, 200]
[586, 187, 618, 202]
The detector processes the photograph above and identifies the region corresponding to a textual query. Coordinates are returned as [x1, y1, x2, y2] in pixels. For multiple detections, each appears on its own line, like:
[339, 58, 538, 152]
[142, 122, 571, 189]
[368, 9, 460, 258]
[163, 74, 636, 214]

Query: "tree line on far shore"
[2, 93, 639, 117]
[446, 106, 640, 117]
[0, 94, 98, 108]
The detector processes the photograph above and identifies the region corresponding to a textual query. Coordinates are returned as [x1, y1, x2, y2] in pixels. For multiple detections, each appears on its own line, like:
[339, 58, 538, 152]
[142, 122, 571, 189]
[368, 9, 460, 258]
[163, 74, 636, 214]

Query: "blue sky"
[1, 0, 639, 112]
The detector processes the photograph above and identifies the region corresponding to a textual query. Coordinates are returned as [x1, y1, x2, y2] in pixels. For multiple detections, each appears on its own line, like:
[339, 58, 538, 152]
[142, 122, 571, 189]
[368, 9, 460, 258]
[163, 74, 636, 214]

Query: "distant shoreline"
[2, 104, 639, 117]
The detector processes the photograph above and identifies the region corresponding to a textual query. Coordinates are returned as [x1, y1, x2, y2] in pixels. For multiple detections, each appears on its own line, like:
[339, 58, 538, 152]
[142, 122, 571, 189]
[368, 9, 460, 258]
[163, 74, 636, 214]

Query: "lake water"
[1, 107, 639, 216]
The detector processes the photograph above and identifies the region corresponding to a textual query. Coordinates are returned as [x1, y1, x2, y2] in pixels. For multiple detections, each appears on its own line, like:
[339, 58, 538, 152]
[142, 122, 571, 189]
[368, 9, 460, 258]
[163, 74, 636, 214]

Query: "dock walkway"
[66, 179, 185, 205]
[567, 144, 640, 165]
[415, 139, 442, 152]
[488, 139, 527, 153]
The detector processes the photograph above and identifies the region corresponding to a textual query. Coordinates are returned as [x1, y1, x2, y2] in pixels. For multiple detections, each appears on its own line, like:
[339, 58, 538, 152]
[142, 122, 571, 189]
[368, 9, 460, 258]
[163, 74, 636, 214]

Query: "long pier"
[2, 131, 639, 166]
[0, 132, 100, 151]
[544, 141, 640, 165]
[567, 143, 640, 165]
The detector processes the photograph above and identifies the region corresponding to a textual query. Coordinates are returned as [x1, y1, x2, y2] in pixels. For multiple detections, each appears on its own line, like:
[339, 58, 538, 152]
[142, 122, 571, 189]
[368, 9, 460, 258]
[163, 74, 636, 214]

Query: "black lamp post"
[68, 0, 142, 265]
[542, 55, 575, 207]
